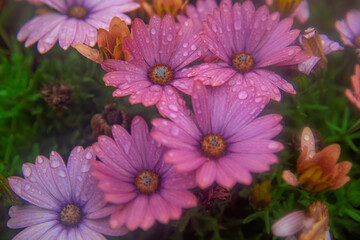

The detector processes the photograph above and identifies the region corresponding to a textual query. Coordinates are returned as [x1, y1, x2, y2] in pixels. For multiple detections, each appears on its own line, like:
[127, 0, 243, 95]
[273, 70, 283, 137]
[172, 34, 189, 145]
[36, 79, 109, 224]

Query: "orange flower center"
[200, 133, 227, 158]
[68, 5, 87, 19]
[355, 35, 360, 47]
[135, 170, 160, 194]
[148, 64, 174, 85]
[232, 52, 255, 73]
[60, 204, 82, 227]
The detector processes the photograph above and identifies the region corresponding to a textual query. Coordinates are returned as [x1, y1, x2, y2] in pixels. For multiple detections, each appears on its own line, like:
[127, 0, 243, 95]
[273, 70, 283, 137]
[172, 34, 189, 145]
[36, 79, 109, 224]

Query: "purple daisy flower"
[188, 0, 309, 101]
[90, 116, 197, 231]
[151, 80, 283, 189]
[101, 14, 206, 112]
[7, 146, 127, 240]
[336, 10, 360, 52]
[17, 0, 139, 53]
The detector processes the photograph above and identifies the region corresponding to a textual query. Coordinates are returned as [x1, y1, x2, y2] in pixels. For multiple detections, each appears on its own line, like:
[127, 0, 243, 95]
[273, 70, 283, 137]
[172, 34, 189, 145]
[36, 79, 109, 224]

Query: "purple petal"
[37, 24, 61, 54]
[346, 10, 360, 36]
[58, 18, 78, 50]
[48, 151, 71, 202]
[42, 0, 67, 13]
[78, 223, 107, 240]
[7, 204, 57, 229]
[37, 224, 64, 240]
[12, 220, 58, 240]
[8, 176, 61, 211]
[84, 218, 128, 236]
[271, 211, 306, 237]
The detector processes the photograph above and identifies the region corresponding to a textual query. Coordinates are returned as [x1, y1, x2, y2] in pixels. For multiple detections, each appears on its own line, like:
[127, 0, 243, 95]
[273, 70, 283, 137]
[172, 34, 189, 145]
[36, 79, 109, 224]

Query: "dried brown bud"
[197, 185, 231, 210]
[40, 82, 71, 110]
[91, 103, 129, 139]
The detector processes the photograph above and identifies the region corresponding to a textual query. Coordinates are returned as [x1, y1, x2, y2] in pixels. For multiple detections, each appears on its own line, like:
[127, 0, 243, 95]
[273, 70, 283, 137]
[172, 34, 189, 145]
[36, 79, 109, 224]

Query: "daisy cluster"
[4, 0, 360, 239]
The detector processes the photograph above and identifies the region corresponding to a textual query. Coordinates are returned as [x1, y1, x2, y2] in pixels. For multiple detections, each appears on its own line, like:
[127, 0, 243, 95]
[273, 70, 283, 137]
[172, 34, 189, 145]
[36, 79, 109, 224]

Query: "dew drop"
[24, 184, 30, 191]
[81, 164, 91, 173]
[211, 24, 218, 33]
[167, 34, 173, 41]
[234, 20, 241, 30]
[261, 14, 267, 21]
[190, 44, 196, 51]
[151, 28, 156, 35]
[304, 134, 310, 141]
[268, 142, 280, 150]
[182, 42, 189, 48]
[145, 37, 150, 43]
[23, 167, 31, 177]
[238, 91, 248, 100]
[57, 170, 66, 178]
[169, 113, 177, 118]
[169, 104, 178, 112]
[171, 127, 179, 136]
[254, 97, 263, 103]
[288, 49, 295, 56]
[36, 156, 43, 164]
[77, 176, 83, 182]
[76, 147, 81, 153]
[51, 160, 60, 168]
[183, 51, 188, 57]
[85, 152, 92, 160]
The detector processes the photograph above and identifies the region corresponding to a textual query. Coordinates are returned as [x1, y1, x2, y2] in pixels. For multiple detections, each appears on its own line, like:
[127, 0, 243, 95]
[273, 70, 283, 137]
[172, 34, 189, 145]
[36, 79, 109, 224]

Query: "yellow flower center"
[232, 52, 255, 73]
[200, 133, 227, 158]
[68, 5, 87, 19]
[148, 64, 174, 85]
[60, 204, 82, 227]
[135, 170, 160, 194]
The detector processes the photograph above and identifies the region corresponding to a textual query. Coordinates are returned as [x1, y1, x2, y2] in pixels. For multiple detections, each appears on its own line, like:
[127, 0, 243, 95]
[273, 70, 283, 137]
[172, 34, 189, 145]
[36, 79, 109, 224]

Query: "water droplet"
[234, 21, 241, 30]
[51, 160, 60, 168]
[36, 157, 43, 164]
[183, 51, 188, 57]
[238, 91, 248, 100]
[167, 34, 173, 41]
[288, 49, 295, 56]
[166, 88, 174, 95]
[171, 127, 179, 136]
[169, 113, 177, 118]
[261, 14, 267, 21]
[151, 28, 156, 35]
[123, 142, 131, 154]
[76, 147, 81, 153]
[145, 37, 150, 43]
[253, 21, 259, 29]
[169, 104, 178, 112]
[211, 24, 218, 33]
[182, 42, 189, 48]
[193, 94, 198, 99]
[24, 184, 30, 191]
[254, 97, 262, 103]
[77, 176, 83, 182]
[81, 164, 91, 173]
[57, 170, 66, 178]
[190, 44, 196, 51]
[23, 167, 31, 177]
[39, 46, 45, 53]
[268, 142, 280, 150]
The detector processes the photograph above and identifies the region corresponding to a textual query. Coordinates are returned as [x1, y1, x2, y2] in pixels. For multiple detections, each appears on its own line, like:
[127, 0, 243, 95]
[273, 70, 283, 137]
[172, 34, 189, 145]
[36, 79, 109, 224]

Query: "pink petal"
[132, 18, 155, 67]
[131, 116, 150, 167]
[126, 195, 149, 230]
[169, 204, 182, 219]
[228, 139, 284, 153]
[346, 10, 360, 36]
[218, 157, 252, 185]
[215, 162, 236, 189]
[110, 207, 128, 229]
[160, 189, 197, 208]
[192, 81, 211, 133]
[196, 160, 217, 189]
[282, 170, 299, 187]
[105, 191, 137, 204]
[271, 211, 306, 237]
[140, 207, 156, 230]
[101, 59, 146, 74]
[159, 14, 177, 64]
[141, 85, 163, 106]
[163, 149, 202, 165]
[225, 153, 278, 173]
[84, 218, 128, 237]
[162, 169, 197, 190]
[37, 24, 61, 54]
[293, 1, 309, 24]
[149, 194, 170, 224]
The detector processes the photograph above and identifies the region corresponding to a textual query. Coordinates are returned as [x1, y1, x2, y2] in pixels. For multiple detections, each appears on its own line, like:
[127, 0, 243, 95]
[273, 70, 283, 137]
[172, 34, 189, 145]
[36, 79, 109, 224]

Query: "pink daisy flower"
[336, 10, 360, 52]
[298, 28, 343, 75]
[188, 0, 309, 101]
[151, 80, 283, 189]
[90, 116, 197, 231]
[17, 0, 139, 53]
[102, 14, 206, 111]
[7, 146, 127, 240]
[345, 64, 360, 110]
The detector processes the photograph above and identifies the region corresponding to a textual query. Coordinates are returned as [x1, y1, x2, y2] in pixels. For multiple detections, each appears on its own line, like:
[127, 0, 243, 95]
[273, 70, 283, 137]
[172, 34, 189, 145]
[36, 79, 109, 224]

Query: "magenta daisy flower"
[17, 0, 139, 53]
[335, 10, 360, 52]
[101, 14, 206, 110]
[188, 0, 309, 101]
[151, 80, 283, 189]
[7, 146, 127, 240]
[90, 116, 197, 231]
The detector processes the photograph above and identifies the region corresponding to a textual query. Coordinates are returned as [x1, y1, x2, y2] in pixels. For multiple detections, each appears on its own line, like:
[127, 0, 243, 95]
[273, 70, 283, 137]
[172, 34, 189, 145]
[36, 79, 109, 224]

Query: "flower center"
[135, 170, 160, 194]
[232, 52, 255, 73]
[148, 64, 174, 85]
[68, 5, 87, 19]
[60, 204, 82, 227]
[200, 133, 227, 158]
[355, 35, 360, 47]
